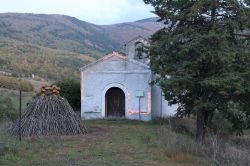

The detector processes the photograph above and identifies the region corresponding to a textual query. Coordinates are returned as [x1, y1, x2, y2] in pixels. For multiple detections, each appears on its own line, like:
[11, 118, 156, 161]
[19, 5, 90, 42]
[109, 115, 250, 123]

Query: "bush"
[0, 96, 17, 121]
[224, 102, 250, 135]
[210, 110, 233, 135]
[54, 79, 80, 111]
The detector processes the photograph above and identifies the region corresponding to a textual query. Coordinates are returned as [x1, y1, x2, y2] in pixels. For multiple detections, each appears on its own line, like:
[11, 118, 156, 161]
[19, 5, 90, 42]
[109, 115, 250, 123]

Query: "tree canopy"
[54, 79, 81, 111]
[144, 0, 250, 140]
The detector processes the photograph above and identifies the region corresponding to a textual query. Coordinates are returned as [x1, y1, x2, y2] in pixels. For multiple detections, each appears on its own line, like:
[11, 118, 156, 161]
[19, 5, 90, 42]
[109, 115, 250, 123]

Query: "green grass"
[0, 120, 210, 166]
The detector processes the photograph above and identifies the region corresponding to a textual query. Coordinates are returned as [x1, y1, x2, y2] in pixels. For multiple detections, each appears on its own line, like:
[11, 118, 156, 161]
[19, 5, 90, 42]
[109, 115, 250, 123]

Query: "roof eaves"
[79, 51, 128, 71]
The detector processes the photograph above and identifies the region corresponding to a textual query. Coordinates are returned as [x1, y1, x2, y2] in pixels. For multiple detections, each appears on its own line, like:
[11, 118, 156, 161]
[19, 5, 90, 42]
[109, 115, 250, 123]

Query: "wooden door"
[105, 87, 125, 117]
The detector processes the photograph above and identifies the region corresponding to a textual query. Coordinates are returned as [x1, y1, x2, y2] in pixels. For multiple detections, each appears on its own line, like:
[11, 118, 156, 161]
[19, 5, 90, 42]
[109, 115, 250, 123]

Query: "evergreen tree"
[144, 0, 250, 141]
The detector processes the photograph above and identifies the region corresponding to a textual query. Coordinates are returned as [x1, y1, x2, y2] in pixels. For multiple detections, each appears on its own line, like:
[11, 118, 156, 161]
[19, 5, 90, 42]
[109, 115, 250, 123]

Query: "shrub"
[224, 102, 250, 135]
[0, 96, 17, 121]
[54, 79, 80, 110]
[210, 110, 233, 135]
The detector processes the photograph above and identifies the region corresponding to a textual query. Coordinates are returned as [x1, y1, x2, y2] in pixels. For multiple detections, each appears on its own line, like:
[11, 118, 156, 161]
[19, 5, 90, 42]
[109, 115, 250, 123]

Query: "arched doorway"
[105, 87, 125, 117]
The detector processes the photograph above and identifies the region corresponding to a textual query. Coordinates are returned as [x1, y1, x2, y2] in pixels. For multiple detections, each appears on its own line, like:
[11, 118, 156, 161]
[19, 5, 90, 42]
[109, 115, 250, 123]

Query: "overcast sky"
[0, 0, 156, 25]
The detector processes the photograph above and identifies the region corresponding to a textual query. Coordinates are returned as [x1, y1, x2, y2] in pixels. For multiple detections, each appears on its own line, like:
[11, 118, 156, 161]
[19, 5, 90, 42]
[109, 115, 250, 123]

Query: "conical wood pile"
[10, 95, 87, 136]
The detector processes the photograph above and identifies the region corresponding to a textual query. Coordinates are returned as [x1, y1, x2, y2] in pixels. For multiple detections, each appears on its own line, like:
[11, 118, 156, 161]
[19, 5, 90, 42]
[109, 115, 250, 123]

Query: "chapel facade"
[80, 36, 176, 121]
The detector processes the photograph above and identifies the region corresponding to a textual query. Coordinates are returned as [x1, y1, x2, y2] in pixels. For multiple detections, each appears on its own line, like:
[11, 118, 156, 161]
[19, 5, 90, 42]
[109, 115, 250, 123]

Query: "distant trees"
[0, 40, 88, 81]
[54, 79, 81, 111]
[144, 0, 250, 141]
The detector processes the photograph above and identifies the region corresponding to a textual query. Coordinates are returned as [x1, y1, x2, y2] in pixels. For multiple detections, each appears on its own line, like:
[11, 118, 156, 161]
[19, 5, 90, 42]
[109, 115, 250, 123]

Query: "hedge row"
[0, 76, 33, 92]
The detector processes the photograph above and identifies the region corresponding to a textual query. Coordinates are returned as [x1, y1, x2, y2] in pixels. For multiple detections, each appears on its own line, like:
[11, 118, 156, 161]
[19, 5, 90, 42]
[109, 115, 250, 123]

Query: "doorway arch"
[105, 87, 125, 117]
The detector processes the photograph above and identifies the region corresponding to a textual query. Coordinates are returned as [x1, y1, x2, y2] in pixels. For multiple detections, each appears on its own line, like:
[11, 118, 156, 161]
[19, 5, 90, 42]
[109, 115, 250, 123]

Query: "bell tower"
[125, 36, 150, 65]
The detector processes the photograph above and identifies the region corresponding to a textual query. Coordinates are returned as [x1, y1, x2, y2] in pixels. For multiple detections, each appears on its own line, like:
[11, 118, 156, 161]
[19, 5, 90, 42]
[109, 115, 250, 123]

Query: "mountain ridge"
[0, 13, 163, 80]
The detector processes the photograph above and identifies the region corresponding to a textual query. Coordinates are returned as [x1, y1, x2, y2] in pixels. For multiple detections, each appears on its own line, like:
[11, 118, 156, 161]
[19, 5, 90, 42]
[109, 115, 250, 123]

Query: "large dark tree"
[144, 0, 250, 141]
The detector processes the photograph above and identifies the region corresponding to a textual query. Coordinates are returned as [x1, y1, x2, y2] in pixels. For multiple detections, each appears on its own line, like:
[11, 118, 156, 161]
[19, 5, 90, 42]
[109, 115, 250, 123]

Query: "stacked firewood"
[40, 85, 60, 95]
[10, 87, 87, 136]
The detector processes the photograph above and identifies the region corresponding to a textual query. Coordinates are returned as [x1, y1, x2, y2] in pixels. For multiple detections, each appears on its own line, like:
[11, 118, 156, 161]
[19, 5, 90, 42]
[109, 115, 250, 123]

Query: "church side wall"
[151, 85, 177, 119]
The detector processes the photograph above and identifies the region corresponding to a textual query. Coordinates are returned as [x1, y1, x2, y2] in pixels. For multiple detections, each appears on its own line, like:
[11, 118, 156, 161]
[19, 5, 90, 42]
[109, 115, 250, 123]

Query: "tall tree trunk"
[196, 110, 209, 142]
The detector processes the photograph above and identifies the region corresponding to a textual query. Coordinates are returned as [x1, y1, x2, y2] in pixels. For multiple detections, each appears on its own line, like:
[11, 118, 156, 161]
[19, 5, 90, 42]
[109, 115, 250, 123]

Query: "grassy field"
[0, 88, 35, 109]
[1, 119, 249, 166]
[0, 120, 212, 166]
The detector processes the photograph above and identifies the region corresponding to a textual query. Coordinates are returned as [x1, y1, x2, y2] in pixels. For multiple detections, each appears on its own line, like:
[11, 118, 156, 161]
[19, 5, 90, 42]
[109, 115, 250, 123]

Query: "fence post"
[19, 90, 22, 141]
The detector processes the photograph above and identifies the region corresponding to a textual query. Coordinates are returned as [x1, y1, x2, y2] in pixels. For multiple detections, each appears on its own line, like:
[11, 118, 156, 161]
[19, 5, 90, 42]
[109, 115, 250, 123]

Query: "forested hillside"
[0, 13, 162, 80]
[0, 13, 120, 57]
[102, 17, 165, 44]
[0, 39, 93, 80]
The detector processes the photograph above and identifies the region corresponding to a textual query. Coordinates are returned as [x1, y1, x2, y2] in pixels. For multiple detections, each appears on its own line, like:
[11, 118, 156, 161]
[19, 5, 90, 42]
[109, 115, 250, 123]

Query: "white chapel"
[80, 36, 177, 121]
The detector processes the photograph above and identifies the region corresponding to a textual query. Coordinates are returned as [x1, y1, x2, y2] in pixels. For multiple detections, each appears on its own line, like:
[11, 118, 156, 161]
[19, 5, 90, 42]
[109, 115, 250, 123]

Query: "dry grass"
[158, 117, 250, 166]
[209, 132, 250, 166]
[78, 54, 96, 62]
[159, 124, 208, 165]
